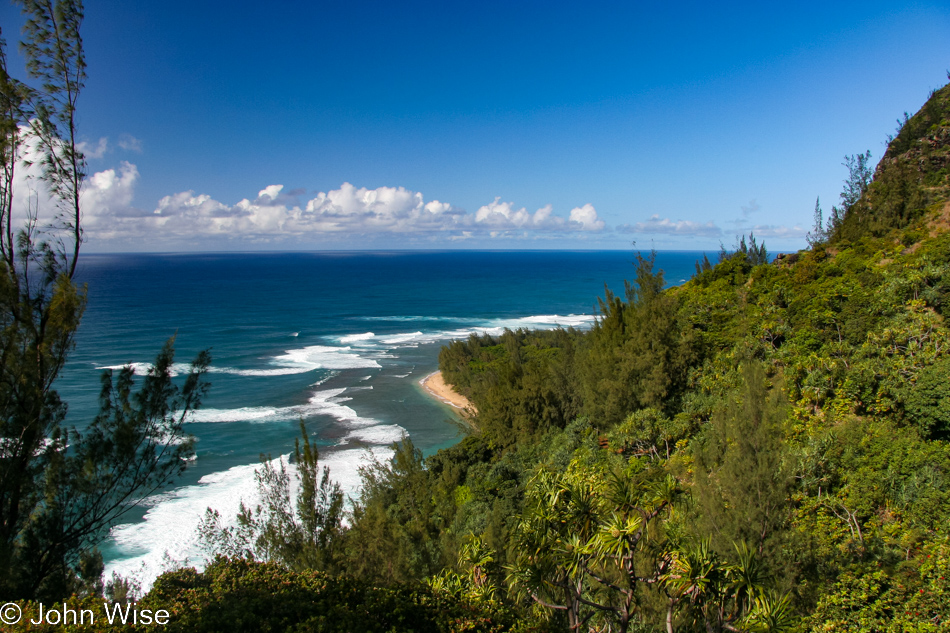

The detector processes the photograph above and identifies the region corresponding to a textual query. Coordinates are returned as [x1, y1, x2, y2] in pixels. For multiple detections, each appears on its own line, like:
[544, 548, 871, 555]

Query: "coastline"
[420, 371, 478, 425]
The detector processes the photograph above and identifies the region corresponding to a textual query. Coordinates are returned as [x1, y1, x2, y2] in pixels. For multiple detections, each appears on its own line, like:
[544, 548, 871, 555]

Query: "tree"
[735, 233, 769, 266]
[692, 362, 793, 572]
[806, 197, 825, 247]
[828, 151, 873, 237]
[343, 438, 445, 583]
[839, 151, 873, 211]
[0, 1, 209, 600]
[198, 422, 345, 573]
[507, 461, 683, 632]
[578, 251, 697, 427]
[4, 341, 209, 600]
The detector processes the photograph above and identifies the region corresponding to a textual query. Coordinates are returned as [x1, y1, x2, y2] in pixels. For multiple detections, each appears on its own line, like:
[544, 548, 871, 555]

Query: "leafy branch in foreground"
[2, 338, 209, 600]
[1, 1, 214, 601]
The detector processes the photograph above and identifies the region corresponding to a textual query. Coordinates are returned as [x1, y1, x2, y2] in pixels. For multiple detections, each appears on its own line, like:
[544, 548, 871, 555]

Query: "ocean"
[56, 250, 706, 587]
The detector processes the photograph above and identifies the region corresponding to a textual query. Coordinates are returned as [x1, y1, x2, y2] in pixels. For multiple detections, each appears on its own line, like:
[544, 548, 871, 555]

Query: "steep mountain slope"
[837, 81, 950, 241]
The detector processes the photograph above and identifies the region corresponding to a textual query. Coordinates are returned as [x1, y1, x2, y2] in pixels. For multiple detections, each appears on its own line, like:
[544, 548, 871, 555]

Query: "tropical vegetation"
[3, 1, 950, 630]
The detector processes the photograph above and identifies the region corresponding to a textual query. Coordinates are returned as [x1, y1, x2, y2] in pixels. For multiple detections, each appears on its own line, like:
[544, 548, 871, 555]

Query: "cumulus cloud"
[76, 178, 605, 245]
[617, 215, 722, 237]
[472, 198, 604, 232]
[6, 128, 605, 246]
[569, 203, 605, 231]
[81, 162, 139, 224]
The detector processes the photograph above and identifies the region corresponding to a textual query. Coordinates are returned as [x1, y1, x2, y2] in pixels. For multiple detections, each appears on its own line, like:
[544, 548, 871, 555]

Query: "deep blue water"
[57, 250, 706, 586]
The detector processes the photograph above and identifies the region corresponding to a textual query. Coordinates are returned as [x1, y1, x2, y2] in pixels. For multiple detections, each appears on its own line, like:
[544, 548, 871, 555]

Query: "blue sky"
[2, 0, 948, 251]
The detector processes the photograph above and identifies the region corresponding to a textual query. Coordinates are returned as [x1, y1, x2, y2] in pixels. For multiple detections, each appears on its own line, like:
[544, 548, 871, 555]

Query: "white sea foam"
[105, 442, 399, 592]
[511, 314, 596, 328]
[273, 345, 382, 371]
[95, 362, 195, 377]
[212, 366, 315, 377]
[187, 406, 287, 424]
[380, 331, 425, 345]
[340, 332, 375, 344]
[320, 446, 395, 500]
[344, 424, 407, 445]
[97, 363, 315, 379]
[98, 342, 382, 381]
[310, 372, 338, 386]
[186, 388, 378, 428]
[105, 456, 284, 592]
[325, 315, 596, 356]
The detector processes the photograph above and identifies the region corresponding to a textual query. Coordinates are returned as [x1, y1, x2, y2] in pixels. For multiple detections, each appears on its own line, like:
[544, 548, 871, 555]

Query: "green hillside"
[12, 80, 950, 633]
[836, 82, 950, 242]
[343, 80, 950, 631]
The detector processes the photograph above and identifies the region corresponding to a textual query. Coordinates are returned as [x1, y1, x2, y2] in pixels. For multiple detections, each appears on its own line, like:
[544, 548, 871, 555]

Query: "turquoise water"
[58, 250, 705, 586]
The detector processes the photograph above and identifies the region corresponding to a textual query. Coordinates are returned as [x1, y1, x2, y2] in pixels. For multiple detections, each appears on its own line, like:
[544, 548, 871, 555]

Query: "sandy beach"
[421, 371, 477, 418]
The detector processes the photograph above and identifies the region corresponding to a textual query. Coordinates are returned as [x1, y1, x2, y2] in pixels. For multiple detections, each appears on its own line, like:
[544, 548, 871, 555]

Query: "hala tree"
[506, 460, 683, 632]
[0, 1, 209, 600]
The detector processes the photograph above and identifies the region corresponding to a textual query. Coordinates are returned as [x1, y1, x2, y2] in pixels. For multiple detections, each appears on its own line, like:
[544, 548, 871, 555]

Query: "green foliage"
[835, 82, 950, 241]
[902, 356, 950, 439]
[806, 198, 827, 247]
[506, 458, 682, 632]
[692, 362, 794, 580]
[7, 557, 538, 632]
[664, 540, 796, 633]
[440, 328, 580, 448]
[839, 151, 874, 212]
[198, 422, 345, 573]
[1, 336, 208, 601]
[799, 534, 950, 632]
[143, 557, 506, 633]
[0, 4, 211, 602]
[343, 438, 447, 583]
[577, 251, 699, 428]
[428, 535, 505, 606]
[795, 419, 950, 566]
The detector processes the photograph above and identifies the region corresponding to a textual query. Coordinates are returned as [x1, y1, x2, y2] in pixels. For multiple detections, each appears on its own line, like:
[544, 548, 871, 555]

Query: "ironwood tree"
[0, 0, 209, 600]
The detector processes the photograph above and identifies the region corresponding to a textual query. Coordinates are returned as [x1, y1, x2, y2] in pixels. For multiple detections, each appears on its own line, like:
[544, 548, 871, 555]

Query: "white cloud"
[300, 182, 465, 232]
[118, 134, 143, 153]
[617, 215, 722, 237]
[81, 162, 139, 226]
[77, 137, 109, 159]
[5, 130, 607, 248]
[472, 198, 605, 232]
[77, 179, 605, 245]
[569, 203, 605, 231]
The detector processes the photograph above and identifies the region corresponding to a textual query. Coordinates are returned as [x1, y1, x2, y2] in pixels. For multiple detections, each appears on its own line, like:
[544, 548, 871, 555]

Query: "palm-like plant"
[508, 460, 683, 632]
